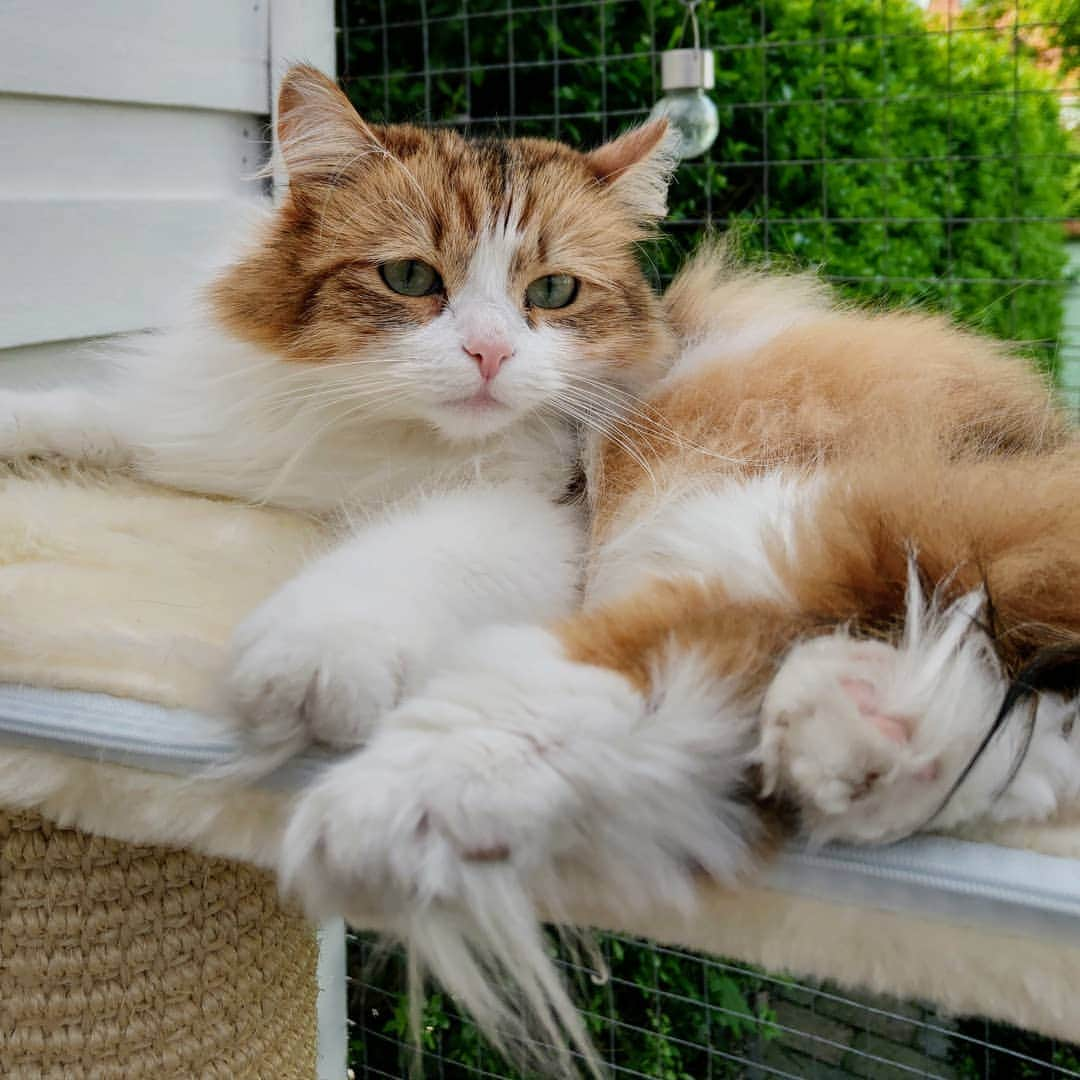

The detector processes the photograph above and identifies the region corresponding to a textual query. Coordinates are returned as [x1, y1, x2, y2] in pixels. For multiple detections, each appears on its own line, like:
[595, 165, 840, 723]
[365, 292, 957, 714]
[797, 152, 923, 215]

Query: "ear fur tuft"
[276, 64, 382, 184]
[586, 119, 678, 222]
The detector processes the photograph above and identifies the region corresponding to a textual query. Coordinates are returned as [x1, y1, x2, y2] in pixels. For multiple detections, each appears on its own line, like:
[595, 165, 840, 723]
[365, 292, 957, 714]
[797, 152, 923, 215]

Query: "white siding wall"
[0, 4, 346, 1077]
[0, 0, 333, 384]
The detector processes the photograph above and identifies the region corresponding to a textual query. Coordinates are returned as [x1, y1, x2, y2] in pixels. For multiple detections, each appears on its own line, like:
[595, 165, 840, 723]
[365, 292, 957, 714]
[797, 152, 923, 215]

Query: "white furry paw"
[279, 626, 759, 924]
[225, 585, 418, 755]
[279, 627, 640, 916]
[282, 722, 541, 919]
[761, 635, 950, 844]
[760, 582, 1080, 843]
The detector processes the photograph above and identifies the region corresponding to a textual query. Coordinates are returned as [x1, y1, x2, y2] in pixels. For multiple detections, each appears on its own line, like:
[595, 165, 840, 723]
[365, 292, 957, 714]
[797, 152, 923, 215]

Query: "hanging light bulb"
[648, 1, 719, 160]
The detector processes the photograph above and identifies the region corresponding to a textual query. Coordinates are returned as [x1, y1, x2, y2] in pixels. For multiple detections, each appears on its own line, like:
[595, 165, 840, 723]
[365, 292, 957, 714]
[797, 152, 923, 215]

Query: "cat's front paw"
[278, 626, 759, 927]
[278, 627, 646, 919]
[225, 586, 421, 754]
[281, 721, 529, 920]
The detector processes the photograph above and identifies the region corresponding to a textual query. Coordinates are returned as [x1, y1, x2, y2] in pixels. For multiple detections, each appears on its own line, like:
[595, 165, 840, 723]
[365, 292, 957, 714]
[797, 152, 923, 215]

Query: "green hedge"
[340, 0, 1071, 372]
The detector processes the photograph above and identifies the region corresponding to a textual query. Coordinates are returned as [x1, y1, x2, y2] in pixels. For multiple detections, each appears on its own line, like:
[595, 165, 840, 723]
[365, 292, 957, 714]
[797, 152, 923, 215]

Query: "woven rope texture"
[0, 809, 318, 1079]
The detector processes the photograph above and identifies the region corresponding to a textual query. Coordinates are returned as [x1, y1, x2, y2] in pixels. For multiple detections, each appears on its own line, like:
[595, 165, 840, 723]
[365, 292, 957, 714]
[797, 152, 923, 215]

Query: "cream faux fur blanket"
[1, 467, 1078, 1042]
[0, 467, 328, 868]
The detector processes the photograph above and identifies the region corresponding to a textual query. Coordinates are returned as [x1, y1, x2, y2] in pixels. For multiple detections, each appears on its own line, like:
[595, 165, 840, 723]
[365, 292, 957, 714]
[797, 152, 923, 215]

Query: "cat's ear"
[586, 119, 677, 222]
[276, 64, 382, 185]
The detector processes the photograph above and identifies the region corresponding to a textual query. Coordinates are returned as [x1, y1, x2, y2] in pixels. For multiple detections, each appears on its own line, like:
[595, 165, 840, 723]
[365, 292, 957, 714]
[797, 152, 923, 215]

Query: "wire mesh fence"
[337, 0, 1078, 1075]
[338, 0, 1077, 385]
[346, 930, 1080, 1078]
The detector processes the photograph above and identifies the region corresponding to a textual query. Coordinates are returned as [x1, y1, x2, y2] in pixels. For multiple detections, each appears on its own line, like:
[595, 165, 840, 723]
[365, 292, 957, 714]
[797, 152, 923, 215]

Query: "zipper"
[1, 683, 1078, 941]
[0, 682, 332, 789]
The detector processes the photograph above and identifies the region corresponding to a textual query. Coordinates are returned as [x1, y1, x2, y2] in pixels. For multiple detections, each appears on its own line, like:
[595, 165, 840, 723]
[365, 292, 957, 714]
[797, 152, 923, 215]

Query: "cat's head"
[211, 65, 676, 441]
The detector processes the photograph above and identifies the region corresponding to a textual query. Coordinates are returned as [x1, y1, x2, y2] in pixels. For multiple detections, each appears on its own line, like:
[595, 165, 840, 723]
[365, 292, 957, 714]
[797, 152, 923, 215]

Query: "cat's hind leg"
[760, 449, 1080, 844]
[764, 580, 1003, 843]
[761, 571, 1080, 845]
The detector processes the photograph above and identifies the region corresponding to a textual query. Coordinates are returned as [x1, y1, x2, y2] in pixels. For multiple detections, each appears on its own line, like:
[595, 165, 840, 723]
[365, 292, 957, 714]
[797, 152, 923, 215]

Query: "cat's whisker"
[555, 383, 673, 451]
[561, 374, 755, 467]
[258, 379, 406, 409]
[549, 397, 659, 494]
[258, 388, 413, 501]
[255, 370, 417, 410]
[197, 355, 414, 394]
[558, 410, 657, 485]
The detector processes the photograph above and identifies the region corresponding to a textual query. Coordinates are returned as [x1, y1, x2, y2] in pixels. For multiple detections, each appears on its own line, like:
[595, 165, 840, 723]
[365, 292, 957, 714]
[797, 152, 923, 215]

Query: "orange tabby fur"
[566, 247, 1078, 820]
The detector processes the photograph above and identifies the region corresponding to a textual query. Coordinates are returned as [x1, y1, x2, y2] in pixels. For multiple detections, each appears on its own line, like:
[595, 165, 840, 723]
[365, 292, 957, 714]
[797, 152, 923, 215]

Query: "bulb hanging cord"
[678, 0, 703, 53]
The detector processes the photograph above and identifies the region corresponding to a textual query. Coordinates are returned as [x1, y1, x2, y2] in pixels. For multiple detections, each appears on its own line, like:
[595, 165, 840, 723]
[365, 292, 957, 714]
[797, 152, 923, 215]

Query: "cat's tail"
[662, 236, 831, 346]
[661, 237, 738, 344]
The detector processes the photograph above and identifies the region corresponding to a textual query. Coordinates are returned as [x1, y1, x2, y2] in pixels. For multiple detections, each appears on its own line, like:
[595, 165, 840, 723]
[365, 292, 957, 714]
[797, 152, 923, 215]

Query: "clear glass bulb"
[649, 88, 719, 160]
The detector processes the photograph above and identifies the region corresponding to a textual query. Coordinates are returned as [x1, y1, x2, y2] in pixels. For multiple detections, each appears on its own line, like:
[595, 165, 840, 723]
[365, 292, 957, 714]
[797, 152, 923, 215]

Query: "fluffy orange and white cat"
[279, 260, 1080, 1066]
[2, 63, 1078, 1074]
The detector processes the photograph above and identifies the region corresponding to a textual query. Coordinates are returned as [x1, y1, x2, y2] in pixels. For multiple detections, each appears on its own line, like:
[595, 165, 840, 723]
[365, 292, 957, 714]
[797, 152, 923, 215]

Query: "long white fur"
[226, 482, 584, 756]
[586, 471, 825, 607]
[281, 625, 759, 1075]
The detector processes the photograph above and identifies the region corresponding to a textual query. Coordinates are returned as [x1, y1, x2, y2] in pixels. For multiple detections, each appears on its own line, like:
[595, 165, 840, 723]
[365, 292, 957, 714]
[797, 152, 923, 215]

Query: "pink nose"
[463, 338, 513, 380]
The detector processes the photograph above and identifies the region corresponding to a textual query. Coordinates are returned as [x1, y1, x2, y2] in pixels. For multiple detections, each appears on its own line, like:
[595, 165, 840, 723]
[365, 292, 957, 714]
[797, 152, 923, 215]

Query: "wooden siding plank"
[0, 95, 268, 199]
[0, 197, 265, 348]
[0, 1, 271, 113]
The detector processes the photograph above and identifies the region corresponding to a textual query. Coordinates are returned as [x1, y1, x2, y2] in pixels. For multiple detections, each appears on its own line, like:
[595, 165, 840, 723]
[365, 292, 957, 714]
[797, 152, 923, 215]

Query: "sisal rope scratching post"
[0, 809, 319, 1079]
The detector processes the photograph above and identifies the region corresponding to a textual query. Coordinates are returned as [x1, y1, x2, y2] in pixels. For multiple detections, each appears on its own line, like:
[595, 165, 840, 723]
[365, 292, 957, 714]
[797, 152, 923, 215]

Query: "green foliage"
[340, 0, 1071, 373]
[1066, 128, 1080, 222]
[348, 934, 779, 1077]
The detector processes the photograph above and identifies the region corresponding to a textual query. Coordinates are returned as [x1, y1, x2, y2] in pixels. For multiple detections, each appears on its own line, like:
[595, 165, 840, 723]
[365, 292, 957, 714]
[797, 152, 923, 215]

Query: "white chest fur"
[105, 325, 578, 514]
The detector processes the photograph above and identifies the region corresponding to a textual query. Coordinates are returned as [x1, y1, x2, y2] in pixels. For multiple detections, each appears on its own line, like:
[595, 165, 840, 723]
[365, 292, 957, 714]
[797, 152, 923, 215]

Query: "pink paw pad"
[838, 676, 939, 782]
[838, 676, 909, 743]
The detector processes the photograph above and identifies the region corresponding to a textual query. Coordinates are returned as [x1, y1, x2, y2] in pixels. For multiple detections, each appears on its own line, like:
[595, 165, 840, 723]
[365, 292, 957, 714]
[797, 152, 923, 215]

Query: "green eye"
[379, 259, 443, 297]
[525, 274, 579, 310]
